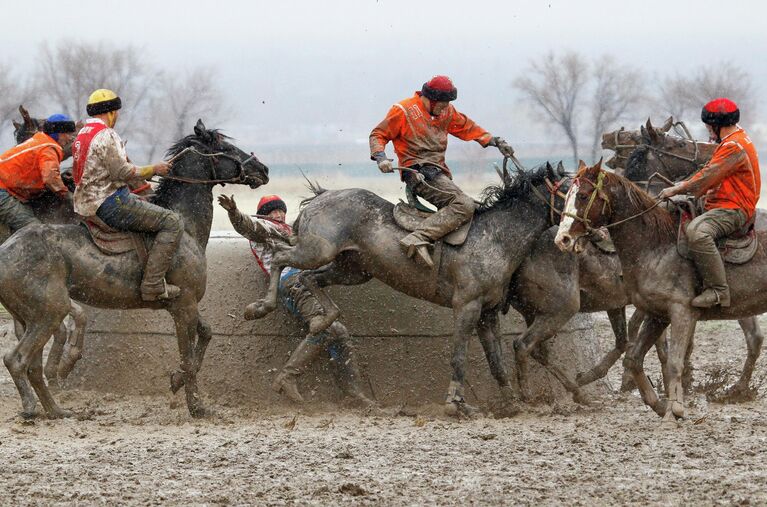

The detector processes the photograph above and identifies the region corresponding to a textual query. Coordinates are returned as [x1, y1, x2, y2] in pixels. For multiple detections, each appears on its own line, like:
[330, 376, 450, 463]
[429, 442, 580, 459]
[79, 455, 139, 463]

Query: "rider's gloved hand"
[152, 162, 171, 176]
[489, 136, 515, 158]
[378, 159, 394, 173]
[217, 194, 238, 212]
[658, 184, 683, 200]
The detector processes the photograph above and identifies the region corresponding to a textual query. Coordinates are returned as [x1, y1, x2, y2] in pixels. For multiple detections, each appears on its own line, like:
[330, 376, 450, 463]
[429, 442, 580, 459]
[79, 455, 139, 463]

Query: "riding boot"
[691, 250, 730, 308]
[328, 340, 375, 408]
[140, 215, 184, 301]
[272, 338, 324, 403]
[399, 232, 434, 267]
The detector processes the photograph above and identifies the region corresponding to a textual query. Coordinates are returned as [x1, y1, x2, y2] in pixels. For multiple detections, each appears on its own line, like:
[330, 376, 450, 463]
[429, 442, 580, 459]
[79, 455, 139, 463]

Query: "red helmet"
[421, 75, 457, 102]
[257, 194, 287, 216]
[701, 98, 740, 127]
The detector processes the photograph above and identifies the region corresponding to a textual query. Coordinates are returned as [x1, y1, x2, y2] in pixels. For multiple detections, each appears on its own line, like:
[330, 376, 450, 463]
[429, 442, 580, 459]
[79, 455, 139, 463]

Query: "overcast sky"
[3, 0, 765, 162]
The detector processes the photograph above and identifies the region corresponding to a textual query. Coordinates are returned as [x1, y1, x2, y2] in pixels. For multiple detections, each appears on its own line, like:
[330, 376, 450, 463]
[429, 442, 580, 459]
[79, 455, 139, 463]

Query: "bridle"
[610, 123, 705, 173]
[157, 146, 261, 185]
[564, 170, 662, 233]
[502, 155, 571, 227]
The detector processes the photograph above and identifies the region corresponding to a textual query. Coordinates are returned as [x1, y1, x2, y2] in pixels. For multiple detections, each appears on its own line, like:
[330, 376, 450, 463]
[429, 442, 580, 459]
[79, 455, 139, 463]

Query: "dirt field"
[0, 314, 766, 506]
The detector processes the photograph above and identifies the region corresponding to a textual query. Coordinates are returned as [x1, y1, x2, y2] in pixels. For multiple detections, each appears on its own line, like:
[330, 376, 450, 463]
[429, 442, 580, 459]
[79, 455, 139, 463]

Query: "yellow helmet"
[86, 89, 122, 116]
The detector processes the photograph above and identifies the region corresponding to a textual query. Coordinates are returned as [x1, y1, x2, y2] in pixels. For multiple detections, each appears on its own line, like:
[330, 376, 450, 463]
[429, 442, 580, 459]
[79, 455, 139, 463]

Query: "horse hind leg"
[445, 299, 483, 418]
[28, 347, 72, 418]
[43, 322, 68, 388]
[576, 307, 628, 387]
[620, 308, 646, 392]
[57, 302, 87, 381]
[719, 317, 763, 402]
[246, 233, 340, 320]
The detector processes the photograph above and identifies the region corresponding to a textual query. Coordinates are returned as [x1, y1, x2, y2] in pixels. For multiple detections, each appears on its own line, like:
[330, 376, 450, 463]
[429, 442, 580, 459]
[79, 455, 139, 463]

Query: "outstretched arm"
[217, 195, 290, 243]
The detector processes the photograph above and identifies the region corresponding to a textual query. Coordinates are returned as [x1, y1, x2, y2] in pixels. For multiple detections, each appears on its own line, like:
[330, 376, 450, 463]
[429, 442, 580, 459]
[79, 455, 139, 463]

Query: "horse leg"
[297, 272, 341, 335]
[661, 309, 697, 426]
[170, 306, 206, 417]
[722, 317, 764, 401]
[247, 234, 339, 320]
[476, 309, 519, 416]
[28, 348, 72, 419]
[44, 322, 68, 388]
[681, 334, 695, 394]
[57, 301, 87, 381]
[622, 316, 668, 416]
[620, 308, 645, 392]
[445, 299, 483, 418]
[170, 313, 212, 394]
[576, 306, 627, 386]
[513, 311, 584, 403]
[4, 315, 66, 418]
[655, 329, 670, 395]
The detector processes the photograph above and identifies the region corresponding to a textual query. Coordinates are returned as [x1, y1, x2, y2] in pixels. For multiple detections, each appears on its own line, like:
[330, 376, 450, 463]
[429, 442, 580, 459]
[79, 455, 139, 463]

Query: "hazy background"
[2, 0, 764, 221]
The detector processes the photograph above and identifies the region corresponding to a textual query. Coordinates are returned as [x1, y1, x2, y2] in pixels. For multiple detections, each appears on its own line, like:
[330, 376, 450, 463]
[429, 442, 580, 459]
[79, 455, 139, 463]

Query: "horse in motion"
[555, 161, 767, 425]
[0, 120, 269, 418]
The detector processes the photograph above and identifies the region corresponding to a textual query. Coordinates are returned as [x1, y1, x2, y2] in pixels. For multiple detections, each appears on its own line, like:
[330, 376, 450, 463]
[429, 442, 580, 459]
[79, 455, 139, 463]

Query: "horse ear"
[12, 120, 20, 129]
[545, 161, 555, 178]
[578, 160, 587, 171]
[645, 118, 659, 143]
[556, 161, 565, 176]
[19, 105, 34, 128]
[594, 157, 603, 171]
[194, 119, 208, 139]
[661, 116, 673, 132]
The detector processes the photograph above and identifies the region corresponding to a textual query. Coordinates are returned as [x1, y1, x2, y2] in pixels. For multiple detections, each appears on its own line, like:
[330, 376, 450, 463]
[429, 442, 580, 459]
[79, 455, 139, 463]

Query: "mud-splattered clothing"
[0, 132, 67, 201]
[73, 119, 150, 217]
[680, 128, 760, 220]
[226, 209, 293, 274]
[369, 92, 492, 179]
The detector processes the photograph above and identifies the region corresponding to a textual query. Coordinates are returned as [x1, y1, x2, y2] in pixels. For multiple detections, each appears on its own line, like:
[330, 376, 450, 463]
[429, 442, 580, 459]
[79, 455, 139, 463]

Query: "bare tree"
[589, 55, 645, 162]
[657, 62, 754, 124]
[36, 40, 154, 143]
[514, 52, 589, 166]
[0, 63, 36, 143]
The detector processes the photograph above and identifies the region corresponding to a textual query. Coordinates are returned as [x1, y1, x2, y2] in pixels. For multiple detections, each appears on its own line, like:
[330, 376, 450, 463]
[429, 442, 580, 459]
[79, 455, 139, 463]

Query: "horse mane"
[478, 164, 550, 213]
[624, 145, 649, 181]
[577, 166, 675, 242]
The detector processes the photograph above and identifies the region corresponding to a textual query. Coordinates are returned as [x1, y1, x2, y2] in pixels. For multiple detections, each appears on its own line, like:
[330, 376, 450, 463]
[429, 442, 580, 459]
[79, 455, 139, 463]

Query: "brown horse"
[0, 120, 269, 418]
[554, 161, 767, 426]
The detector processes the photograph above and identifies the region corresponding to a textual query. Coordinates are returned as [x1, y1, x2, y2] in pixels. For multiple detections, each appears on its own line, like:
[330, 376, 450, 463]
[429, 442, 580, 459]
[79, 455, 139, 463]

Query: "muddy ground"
[0, 314, 765, 506]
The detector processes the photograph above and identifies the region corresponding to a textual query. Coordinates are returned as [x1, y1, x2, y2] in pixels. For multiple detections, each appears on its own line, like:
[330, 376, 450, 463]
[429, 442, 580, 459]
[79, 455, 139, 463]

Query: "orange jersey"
[0, 132, 67, 201]
[369, 93, 492, 178]
[683, 128, 760, 219]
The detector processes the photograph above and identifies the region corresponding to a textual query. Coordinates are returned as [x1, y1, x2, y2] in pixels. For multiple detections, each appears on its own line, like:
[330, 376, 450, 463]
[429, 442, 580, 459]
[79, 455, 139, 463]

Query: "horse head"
[12, 105, 45, 145]
[602, 117, 675, 171]
[165, 119, 269, 189]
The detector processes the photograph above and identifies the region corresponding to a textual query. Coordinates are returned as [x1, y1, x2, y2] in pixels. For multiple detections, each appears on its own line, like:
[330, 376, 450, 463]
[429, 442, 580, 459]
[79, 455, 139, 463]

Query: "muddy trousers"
[96, 187, 184, 297]
[404, 166, 476, 242]
[275, 270, 371, 403]
[0, 189, 39, 234]
[686, 208, 746, 307]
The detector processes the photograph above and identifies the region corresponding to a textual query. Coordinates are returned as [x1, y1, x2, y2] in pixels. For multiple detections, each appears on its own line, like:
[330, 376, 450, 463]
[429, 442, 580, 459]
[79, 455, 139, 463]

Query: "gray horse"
[0, 120, 269, 418]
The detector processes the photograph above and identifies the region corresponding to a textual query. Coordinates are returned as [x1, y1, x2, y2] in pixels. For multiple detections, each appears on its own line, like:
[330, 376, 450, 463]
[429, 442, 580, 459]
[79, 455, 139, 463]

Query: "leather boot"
[141, 231, 182, 301]
[329, 341, 376, 408]
[272, 338, 323, 403]
[691, 250, 730, 308]
[399, 233, 434, 267]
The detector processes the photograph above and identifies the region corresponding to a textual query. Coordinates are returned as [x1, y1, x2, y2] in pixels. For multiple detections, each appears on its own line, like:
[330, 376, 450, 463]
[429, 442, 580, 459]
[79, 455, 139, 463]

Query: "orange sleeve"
[39, 147, 68, 198]
[447, 108, 492, 146]
[682, 142, 745, 197]
[369, 105, 404, 159]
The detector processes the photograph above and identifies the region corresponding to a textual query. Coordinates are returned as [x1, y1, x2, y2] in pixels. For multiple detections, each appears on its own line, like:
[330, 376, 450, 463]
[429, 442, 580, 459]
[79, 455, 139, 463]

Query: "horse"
[4, 105, 86, 387]
[0, 119, 269, 418]
[554, 160, 767, 426]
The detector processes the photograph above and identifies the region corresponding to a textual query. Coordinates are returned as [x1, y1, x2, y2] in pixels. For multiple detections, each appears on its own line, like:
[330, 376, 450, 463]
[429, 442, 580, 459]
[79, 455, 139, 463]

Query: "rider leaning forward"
[218, 193, 374, 406]
[659, 98, 761, 308]
[369, 75, 515, 266]
[73, 89, 182, 301]
[0, 114, 77, 232]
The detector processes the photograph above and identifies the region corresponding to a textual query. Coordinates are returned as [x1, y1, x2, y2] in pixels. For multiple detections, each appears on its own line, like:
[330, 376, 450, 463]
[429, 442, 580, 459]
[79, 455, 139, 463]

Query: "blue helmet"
[43, 113, 77, 141]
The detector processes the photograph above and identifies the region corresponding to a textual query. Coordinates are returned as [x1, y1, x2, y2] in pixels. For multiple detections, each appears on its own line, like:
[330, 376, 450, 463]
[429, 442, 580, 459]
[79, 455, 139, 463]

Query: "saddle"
[82, 216, 149, 264]
[674, 197, 757, 265]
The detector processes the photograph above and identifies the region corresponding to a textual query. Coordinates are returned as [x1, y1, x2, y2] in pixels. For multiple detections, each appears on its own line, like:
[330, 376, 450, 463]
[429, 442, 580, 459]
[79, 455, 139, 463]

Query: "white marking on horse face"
[554, 180, 579, 251]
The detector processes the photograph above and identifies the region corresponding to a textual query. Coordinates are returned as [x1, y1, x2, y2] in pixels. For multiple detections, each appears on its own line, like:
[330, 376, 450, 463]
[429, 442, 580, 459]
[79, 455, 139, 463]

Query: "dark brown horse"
[555, 161, 767, 426]
[0, 120, 269, 418]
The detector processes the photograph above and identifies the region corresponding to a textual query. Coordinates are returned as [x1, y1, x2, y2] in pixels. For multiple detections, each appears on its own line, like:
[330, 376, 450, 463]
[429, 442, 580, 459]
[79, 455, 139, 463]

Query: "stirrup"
[142, 281, 181, 301]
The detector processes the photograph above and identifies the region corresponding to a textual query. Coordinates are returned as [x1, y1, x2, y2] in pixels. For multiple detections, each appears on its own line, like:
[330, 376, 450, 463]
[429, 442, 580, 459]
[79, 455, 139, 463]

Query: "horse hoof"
[170, 371, 185, 394]
[572, 389, 592, 406]
[47, 408, 74, 420]
[660, 412, 679, 429]
[244, 302, 272, 320]
[575, 372, 590, 387]
[653, 398, 668, 417]
[443, 401, 480, 419]
[671, 401, 685, 419]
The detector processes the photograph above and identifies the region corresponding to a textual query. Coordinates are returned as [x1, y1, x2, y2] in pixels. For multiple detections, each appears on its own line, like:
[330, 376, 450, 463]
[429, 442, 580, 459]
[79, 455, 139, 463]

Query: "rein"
[154, 147, 258, 185]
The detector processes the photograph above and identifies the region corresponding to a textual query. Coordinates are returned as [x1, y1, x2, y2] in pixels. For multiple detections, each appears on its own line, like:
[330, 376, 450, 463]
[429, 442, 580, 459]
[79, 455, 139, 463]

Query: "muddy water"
[0, 315, 765, 505]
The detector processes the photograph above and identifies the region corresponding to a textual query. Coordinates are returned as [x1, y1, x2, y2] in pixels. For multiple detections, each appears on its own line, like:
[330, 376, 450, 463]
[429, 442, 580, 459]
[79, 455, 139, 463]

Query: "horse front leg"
[620, 308, 646, 392]
[576, 306, 628, 387]
[661, 308, 697, 427]
[57, 301, 87, 381]
[445, 299, 483, 418]
[476, 309, 519, 416]
[44, 322, 68, 388]
[170, 306, 206, 417]
[170, 313, 213, 394]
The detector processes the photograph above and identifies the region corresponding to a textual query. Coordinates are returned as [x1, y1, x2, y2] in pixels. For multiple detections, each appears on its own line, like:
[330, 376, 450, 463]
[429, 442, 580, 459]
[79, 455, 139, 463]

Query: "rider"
[658, 98, 760, 308]
[369, 75, 515, 266]
[0, 114, 76, 232]
[73, 89, 182, 301]
[218, 193, 374, 406]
